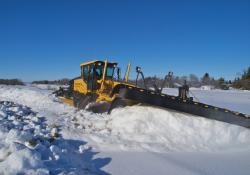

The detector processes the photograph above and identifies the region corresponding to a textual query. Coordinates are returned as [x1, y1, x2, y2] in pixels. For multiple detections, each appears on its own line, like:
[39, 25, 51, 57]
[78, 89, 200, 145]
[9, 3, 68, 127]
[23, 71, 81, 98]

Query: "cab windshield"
[93, 62, 116, 80]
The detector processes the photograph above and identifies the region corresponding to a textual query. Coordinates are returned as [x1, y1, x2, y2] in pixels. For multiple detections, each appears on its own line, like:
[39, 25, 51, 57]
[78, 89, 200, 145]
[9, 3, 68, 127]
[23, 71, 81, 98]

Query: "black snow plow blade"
[117, 86, 250, 128]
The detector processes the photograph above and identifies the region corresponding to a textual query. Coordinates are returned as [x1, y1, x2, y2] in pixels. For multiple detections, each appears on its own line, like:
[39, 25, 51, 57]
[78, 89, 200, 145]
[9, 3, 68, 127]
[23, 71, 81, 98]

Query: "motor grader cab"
[75, 60, 118, 93]
[54, 59, 250, 129]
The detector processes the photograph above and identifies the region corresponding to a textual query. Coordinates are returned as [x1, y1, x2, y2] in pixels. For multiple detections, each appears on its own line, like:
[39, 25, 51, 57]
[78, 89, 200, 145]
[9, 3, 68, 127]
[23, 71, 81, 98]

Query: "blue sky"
[0, 0, 249, 81]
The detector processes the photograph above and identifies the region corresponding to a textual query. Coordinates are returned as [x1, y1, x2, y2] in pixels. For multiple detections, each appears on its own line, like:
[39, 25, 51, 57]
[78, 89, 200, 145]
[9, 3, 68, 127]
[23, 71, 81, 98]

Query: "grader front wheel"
[108, 97, 126, 114]
[73, 93, 91, 109]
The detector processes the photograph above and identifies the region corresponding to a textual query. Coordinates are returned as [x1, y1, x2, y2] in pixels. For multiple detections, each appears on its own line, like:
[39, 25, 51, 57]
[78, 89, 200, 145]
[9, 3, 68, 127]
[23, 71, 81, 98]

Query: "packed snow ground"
[0, 85, 250, 175]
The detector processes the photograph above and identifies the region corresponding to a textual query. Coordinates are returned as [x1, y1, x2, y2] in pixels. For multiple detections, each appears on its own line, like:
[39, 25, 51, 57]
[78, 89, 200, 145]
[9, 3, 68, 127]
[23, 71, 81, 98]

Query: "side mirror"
[168, 71, 173, 77]
[136, 66, 141, 73]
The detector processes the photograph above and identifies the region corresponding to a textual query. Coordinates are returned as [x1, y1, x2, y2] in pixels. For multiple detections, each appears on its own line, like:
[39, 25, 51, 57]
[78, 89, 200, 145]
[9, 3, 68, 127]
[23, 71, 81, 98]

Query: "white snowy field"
[0, 85, 250, 175]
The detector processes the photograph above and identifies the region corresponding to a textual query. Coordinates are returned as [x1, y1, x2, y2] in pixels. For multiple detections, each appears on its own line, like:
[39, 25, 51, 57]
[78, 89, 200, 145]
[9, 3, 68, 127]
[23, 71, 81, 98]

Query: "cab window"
[83, 66, 88, 80]
[94, 63, 104, 80]
[106, 66, 114, 78]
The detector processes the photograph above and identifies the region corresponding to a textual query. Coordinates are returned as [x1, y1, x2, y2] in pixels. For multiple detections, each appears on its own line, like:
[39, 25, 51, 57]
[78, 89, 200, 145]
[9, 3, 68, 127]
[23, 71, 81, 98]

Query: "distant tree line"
[233, 67, 250, 90]
[0, 79, 24, 85]
[1, 66, 249, 90]
[31, 78, 70, 85]
[133, 71, 232, 90]
[31, 67, 250, 90]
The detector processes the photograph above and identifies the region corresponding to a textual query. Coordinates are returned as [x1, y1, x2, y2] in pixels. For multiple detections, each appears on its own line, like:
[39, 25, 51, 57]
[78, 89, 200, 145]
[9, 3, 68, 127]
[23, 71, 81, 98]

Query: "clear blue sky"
[0, 0, 249, 81]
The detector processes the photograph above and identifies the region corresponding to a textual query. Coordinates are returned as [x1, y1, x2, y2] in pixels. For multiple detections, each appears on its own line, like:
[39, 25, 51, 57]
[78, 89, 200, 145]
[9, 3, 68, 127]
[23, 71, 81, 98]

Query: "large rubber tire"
[108, 97, 126, 114]
[78, 95, 91, 109]
[73, 92, 91, 109]
[73, 92, 80, 107]
[86, 101, 111, 113]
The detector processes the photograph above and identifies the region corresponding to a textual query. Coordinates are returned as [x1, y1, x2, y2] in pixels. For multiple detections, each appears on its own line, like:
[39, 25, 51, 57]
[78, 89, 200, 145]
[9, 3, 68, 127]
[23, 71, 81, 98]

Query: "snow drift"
[1, 85, 250, 174]
[72, 106, 250, 152]
[1, 85, 249, 153]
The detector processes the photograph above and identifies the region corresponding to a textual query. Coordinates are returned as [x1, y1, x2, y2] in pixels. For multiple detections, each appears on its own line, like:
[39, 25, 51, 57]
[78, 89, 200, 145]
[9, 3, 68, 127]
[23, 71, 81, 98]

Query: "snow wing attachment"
[112, 84, 250, 128]
[109, 67, 250, 128]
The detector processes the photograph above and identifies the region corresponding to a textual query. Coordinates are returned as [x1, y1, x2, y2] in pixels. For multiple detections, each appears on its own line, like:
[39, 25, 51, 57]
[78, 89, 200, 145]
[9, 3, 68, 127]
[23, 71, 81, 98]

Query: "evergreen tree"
[232, 67, 250, 90]
[246, 67, 250, 79]
[189, 74, 200, 87]
[217, 77, 227, 89]
[201, 73, 210, 85]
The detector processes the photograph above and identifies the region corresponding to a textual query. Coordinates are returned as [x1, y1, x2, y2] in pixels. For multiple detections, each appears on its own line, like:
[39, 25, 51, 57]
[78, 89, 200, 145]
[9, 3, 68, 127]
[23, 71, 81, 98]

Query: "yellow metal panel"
[74, 79, 87, 94]
[100, 60, 108, 91]
[59, 97, 74, 106]
[125, 62, 131, 82]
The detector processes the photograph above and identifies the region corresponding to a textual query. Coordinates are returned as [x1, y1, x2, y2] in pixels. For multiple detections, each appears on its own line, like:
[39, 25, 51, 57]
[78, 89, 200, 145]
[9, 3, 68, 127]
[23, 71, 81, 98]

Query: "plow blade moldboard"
[119, 87, 250, 128]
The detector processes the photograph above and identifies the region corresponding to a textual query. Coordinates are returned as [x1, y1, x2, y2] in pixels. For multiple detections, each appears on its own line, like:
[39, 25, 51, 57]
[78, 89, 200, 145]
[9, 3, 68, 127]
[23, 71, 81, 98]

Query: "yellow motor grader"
[55, 60, 137, 112]
[54, 60, 250, 128]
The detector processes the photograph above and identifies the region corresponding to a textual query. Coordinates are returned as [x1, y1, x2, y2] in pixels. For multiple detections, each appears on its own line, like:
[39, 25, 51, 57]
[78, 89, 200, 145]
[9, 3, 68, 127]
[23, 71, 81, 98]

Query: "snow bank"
[71, 106, 250, 152]
[31, 84, 63, 91]
[1, 85, 250, 153]
[0, 85, 74, 124]
[0, 101, 109, 174]
[0, 101, 49, 174]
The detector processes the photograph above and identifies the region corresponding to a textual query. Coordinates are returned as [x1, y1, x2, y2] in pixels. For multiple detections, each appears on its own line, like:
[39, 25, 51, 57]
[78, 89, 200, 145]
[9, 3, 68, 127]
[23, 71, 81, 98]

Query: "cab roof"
[80, 60, 117, 67]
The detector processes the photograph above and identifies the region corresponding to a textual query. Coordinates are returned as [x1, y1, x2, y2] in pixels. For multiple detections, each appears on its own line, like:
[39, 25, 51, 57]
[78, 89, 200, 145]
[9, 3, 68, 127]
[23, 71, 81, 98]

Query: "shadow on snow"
[43, 139, 112, 175]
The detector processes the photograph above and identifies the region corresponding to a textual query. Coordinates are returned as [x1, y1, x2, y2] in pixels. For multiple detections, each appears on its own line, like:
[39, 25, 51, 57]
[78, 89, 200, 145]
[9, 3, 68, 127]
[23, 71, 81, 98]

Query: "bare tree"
[189, 74, 200, 87]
